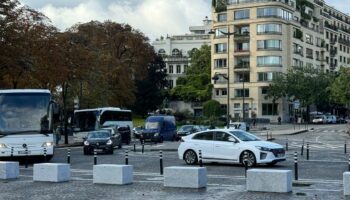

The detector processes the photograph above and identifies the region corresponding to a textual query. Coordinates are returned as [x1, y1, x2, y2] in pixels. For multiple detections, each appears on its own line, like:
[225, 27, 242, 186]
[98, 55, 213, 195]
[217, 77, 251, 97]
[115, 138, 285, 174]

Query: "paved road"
[1, 124, 350, 200]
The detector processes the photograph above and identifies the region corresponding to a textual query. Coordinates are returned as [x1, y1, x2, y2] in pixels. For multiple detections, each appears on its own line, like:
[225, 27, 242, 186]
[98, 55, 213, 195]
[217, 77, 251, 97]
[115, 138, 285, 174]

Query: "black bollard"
[134, 143, 136, 152]
[142, 141, 144, 154]
[198, 150, 203, 167]
[159, 150, 163, 175]
[44, 148, 47, 162]
[294, 152, 298, 180]
[285, 139, 288, 151]
[25, 147, 28, 168]
[301, 139, 304, 156]
[125, 150, 129, 165]
[243, 152, 248, 178]
[306, 142, 309, 160]
[67, 148, 71, 164]
[94, 149, 97, 165]
[348, 154, 350, 172]
[345, 141, 347, 154]
[266, 131, 269, 140]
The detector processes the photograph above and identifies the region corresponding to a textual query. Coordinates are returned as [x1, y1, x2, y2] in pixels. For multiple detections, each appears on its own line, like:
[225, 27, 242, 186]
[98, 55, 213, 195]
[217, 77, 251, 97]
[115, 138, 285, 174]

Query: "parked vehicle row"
[312, 115, 343, 124]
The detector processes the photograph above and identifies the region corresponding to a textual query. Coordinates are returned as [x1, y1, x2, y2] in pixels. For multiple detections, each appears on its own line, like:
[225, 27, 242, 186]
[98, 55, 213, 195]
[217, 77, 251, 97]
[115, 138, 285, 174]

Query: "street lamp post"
[240, 77, 245, 122]
[209, 29, 236, 128]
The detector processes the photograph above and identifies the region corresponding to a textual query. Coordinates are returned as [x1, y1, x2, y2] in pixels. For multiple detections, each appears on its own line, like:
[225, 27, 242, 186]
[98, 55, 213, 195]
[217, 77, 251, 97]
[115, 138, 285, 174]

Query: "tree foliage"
[170, 45, 212, 102]
[329, 67, 350, 106]
[203, 100, 223, 119]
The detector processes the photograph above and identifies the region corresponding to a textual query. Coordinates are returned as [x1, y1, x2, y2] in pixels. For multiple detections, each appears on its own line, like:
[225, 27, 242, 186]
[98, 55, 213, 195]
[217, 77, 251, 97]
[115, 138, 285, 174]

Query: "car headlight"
[42, 142, 54, 147]
[154, 133, 159, 137]
[84, 141, 90, 146]
[106, 139, 113, 145]
[0, 143, 7, 148]
[256, 146, 271, 151]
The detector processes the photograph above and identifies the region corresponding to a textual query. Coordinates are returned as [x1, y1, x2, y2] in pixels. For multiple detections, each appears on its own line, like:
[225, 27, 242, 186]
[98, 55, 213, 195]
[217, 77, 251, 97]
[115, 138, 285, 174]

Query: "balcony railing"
[330, 50, 337, 57]
[330, 38, 337, 45]
[227, 0, 295, 8]
[234, 64, 250, 70]
[339, 38, 350, 46]
[235, 49, 250, 53]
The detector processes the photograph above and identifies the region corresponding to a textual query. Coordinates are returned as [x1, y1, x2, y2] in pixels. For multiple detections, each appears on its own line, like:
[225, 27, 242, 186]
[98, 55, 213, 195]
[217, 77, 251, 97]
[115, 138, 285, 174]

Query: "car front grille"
[271, 148, 285, 157]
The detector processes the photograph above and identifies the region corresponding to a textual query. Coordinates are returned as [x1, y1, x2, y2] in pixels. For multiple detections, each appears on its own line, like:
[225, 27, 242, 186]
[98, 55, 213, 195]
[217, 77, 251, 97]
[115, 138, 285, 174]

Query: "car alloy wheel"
[241, 151, 256, 167]
[184, 150, 198, 165]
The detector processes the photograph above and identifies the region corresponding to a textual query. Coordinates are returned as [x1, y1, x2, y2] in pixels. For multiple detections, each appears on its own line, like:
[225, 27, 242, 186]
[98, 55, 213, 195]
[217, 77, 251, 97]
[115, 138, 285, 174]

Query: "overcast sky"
[19, 0, 349, 42]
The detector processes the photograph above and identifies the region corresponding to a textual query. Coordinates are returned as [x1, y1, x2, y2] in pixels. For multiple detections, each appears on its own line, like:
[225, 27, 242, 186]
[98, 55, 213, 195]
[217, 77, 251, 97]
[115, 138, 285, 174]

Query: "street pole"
[226, 34, 230, 128]
[242, 79, 245, 122]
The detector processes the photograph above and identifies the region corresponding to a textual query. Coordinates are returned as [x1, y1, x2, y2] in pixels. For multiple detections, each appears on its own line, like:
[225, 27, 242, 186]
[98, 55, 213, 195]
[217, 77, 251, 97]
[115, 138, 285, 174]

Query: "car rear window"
[192, 132, 213, 140]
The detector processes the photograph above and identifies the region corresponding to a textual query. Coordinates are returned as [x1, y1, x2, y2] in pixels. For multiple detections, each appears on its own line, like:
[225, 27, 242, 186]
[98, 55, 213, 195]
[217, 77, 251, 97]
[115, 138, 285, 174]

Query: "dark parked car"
[83, 129, 121, 155]
[102, 125, 132, 145]
[133, 126, 144, 139]
[177, 125, 201, 137]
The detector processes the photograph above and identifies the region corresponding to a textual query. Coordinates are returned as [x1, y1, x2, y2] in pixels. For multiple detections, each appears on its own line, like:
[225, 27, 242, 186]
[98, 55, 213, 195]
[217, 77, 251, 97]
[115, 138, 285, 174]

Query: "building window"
[262, 103, 278, 115]
[215, 89, 227, 96]
[236, 42, 249, 52]
[293, 43, 303, 56]
[168, 80, 173, 89]
[305, 34, 313, 45]
[257, 7, 292, 20]
[235, 57, 250, 68]
[257, 56, 282, 67]
[169, 65, 173, 74]
[222, 89, 227, 96]
[306, 48, 313, 59]
[257, 40, 282, 50]
[261, 87, 269, 95]
[234, 9, 250, 20]
[214, 59, 227, 68]
[215, 27, 228, 38]
[172, 49, 181, 56]
[215, 43, 227, 53]
[235, 89, 249, 97]
[176, 65, 181, 73]
[218, 13, 227, 22]
[158, 49, 166, 56]
[184, 65, 188, 72]
[257, 23, 282, 34]
[258, 72, 280, 82]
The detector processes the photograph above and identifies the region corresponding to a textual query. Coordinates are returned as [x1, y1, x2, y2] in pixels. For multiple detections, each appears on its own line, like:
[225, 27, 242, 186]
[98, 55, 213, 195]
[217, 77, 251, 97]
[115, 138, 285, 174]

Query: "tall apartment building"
[211, 0, 350, 122]
[152, 17, 211, 114]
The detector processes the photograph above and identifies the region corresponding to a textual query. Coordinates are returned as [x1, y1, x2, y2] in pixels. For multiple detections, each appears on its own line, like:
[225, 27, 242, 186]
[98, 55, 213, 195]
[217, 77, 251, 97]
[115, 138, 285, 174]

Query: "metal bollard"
[348, 154, 350, 172]
[67, 148, 71, 164]
[125, 150, 129, 165]
[94, 149, 97, 165]
[43, 148, 47, 162]
[301, 139, 304, 156]
[345, 141, 347, 154]
[266, 131, 269, 140]
[285, 138, 288, 151]
[10, 147, 14, 161]
[134, 143, 136, 152]
[142, 141, 144, 154]
[243, 152, 248, 178]
[294, 152, 298, 180]
[306, 142, 309, 160]
[25, 147, 28, 168]
[198, 150, 203, 167]
[159, 150, 163, 175]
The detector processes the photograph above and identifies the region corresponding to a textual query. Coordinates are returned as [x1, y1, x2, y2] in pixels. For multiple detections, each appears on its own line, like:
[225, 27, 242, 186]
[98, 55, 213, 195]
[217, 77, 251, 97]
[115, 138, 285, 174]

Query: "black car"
[177, 125, 201, 137]
[102, 125, 132, 145]
[83, 129, 121, 155]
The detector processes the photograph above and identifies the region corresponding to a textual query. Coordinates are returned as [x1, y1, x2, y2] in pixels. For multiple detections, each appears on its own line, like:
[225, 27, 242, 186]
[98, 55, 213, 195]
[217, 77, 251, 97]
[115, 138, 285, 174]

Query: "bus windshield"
[0, 93, 51, 134]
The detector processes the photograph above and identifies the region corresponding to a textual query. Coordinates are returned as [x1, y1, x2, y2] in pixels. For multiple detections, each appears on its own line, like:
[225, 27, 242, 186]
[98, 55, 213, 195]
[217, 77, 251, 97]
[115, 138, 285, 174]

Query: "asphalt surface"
[1, 124, 350, 200]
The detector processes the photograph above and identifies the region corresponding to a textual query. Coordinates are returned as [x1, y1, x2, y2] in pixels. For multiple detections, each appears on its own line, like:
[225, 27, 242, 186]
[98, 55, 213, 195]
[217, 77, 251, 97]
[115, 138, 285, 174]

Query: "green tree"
[329, 67, 350, 107]
[170, 45, 212, 102]
[203, 100, 223, 120]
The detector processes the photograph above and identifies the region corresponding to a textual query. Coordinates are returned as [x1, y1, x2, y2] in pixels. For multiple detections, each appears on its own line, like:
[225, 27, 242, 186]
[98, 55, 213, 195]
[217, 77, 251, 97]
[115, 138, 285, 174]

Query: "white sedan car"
[178, 129, 286, 167]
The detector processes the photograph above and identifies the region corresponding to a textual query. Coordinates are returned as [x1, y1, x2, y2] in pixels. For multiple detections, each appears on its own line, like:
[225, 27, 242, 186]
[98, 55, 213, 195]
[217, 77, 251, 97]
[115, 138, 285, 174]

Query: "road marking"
[296, 188, 342, 192]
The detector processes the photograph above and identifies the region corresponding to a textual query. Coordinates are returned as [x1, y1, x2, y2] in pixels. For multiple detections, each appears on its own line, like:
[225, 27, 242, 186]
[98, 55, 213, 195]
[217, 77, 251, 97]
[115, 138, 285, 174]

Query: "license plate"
[95, 149, 103, 152]
[18, 151, 31, 155]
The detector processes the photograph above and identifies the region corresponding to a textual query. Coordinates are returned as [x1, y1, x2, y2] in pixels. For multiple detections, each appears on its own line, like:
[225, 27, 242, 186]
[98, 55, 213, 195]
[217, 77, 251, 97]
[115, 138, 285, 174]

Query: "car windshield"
[229, 131, 260, 141]
[88, 131, 110, 139]
[145, 122, 160, 129]
[179, 126, 193, 131]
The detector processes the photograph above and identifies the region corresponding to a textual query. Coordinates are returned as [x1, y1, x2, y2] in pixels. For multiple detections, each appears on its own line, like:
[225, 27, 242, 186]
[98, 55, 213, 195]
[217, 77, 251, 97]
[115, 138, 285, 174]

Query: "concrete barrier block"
[0, 161, 19, 179]
[93, 164, 133, 185]
[33, 163, 70, 182]
[247, 169, 292, 193]
[164, 166, 207, 188]
[344, 172, 350, 195]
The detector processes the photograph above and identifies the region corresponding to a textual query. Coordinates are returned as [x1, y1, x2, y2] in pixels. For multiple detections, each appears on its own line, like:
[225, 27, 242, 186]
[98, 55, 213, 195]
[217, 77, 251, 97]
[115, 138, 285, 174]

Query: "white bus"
[0, 89, 55, 160]
[73, 107, 133, 143]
